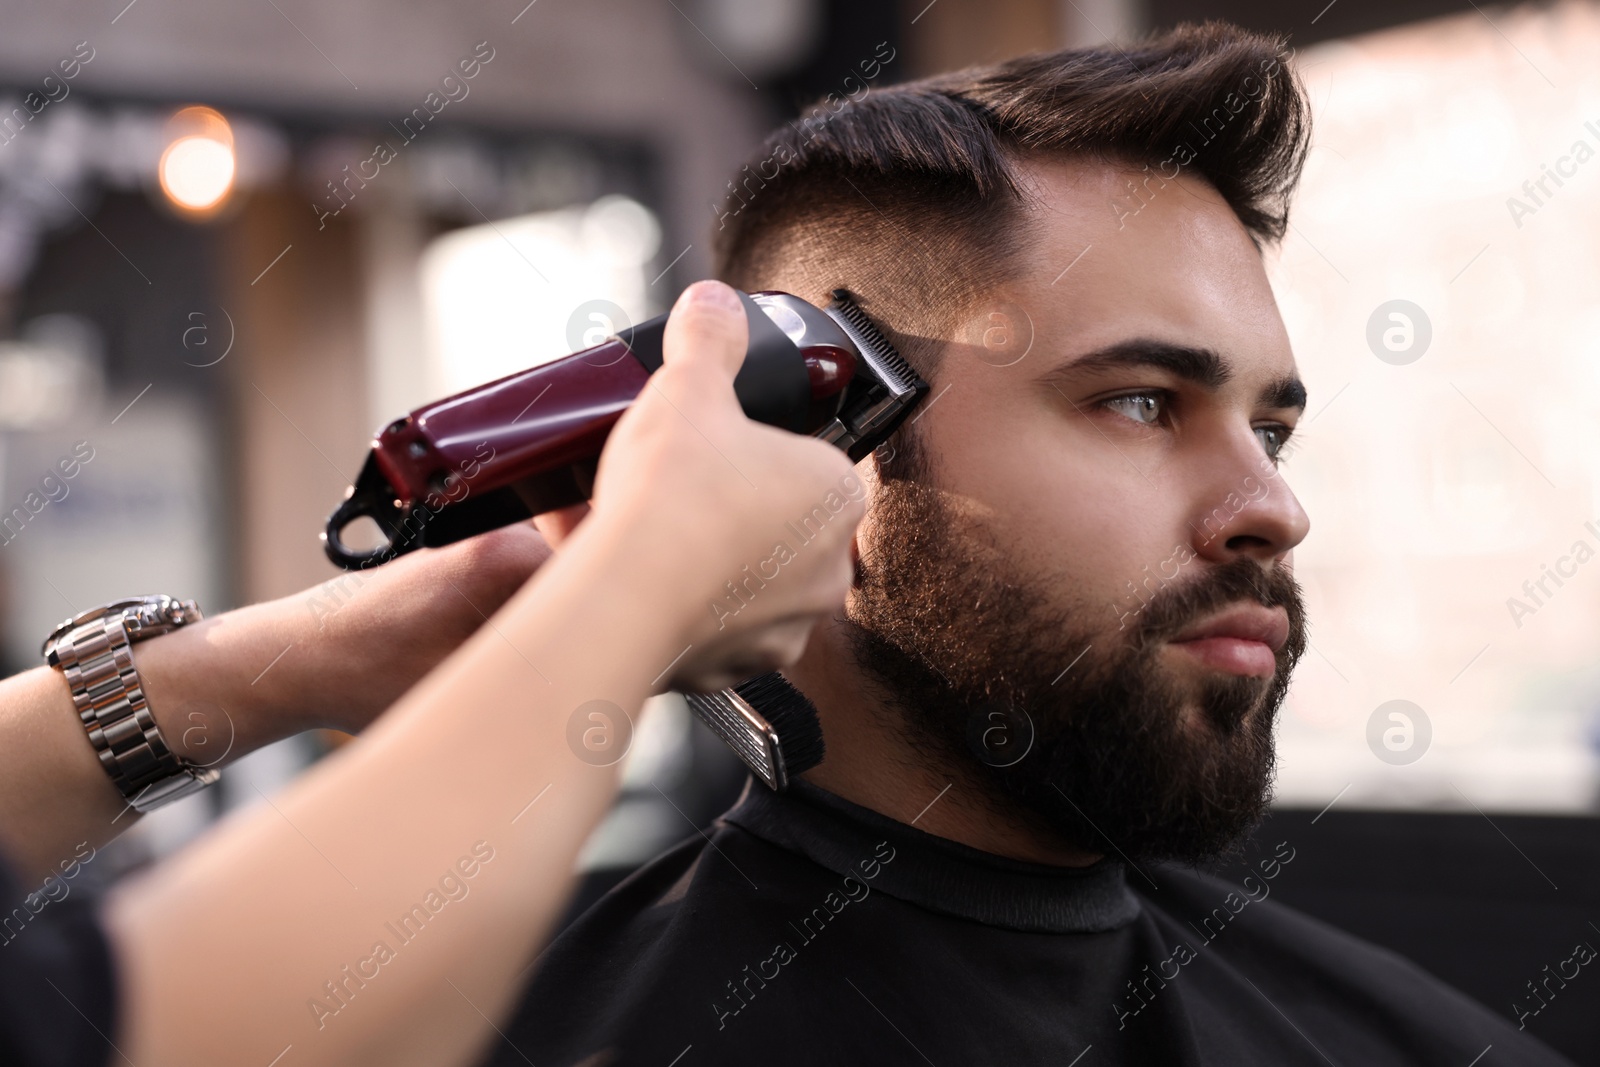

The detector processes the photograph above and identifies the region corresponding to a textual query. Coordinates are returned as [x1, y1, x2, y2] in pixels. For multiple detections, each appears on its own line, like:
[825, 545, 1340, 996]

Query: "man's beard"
[842, 436, 1308, 866]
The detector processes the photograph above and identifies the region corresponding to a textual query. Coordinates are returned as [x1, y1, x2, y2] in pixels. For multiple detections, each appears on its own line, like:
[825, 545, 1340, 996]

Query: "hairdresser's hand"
[580, 280, 863, 691]
[294, 523, 557, 731]
[140, 522, 555, 746]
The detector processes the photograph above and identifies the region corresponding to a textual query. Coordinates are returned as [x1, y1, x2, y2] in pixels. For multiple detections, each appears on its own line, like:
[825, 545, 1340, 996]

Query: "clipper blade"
[817, 289, 930, 462]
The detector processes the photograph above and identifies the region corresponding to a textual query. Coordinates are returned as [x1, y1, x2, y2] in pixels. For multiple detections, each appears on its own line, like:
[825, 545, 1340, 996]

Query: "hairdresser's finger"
[299, 522, 556, 733]
[531, 503, 589, 549]
[660, 280, 748, 389]
[667, 535, 855, 692]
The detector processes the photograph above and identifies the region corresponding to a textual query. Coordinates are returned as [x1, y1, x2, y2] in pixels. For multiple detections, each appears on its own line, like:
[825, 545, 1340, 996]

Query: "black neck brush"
[683, 675, 825, 792]
[682, 290, 926, 791]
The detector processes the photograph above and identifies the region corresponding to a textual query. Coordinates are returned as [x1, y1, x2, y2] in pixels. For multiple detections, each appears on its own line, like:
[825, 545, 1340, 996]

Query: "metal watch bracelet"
[43, 596, 220, 813]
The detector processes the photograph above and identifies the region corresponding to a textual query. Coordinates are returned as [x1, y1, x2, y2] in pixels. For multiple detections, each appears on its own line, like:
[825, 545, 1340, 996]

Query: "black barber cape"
[0, 853, 117, 1067]
[485, 780, 1574, 1067]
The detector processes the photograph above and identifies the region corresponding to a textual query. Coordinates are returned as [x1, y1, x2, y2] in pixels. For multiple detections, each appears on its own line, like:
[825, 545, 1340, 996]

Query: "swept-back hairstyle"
[712, 21, 1310, 378]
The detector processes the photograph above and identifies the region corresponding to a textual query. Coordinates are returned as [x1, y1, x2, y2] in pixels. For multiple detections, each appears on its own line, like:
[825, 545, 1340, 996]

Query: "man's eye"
[1255, 424, 1292, 462]
[1101, 392, 1165, 425]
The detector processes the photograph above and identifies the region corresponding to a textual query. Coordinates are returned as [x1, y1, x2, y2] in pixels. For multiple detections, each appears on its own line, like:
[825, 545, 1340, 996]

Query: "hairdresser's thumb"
[661, 280, 748, 392]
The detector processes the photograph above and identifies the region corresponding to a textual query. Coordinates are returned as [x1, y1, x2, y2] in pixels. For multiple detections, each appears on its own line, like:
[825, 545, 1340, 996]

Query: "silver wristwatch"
[43, 595, 221, 813]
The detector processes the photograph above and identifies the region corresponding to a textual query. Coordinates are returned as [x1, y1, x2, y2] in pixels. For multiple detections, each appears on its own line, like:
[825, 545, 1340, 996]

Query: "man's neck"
[786, 624, 1102, 868]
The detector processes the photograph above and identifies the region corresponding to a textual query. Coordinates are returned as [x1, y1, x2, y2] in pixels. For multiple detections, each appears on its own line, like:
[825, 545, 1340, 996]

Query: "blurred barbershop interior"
[0, 0, 1597, 1059]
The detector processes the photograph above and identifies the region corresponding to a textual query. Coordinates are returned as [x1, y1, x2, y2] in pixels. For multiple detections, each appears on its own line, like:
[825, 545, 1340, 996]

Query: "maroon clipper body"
[323, 288, 926, 570]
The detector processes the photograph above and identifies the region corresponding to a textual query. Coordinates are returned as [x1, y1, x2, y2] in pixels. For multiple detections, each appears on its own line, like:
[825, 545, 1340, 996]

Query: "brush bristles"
[733, 673, 825, 782]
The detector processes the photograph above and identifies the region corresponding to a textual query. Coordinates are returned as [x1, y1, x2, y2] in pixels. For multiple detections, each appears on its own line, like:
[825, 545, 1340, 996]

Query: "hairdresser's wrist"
[538, 511, 714, 671]
[136, 588, 396, 756]
[134, 600, 318, 766]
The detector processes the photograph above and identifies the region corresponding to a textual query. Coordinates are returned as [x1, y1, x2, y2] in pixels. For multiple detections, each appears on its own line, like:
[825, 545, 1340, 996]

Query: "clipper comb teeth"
[816, 289, 930, 462]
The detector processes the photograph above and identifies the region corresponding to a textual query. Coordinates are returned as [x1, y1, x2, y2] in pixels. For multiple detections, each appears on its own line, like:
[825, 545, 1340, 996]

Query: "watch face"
[42, 595, 202, 659]
[125, 601, 163, 635]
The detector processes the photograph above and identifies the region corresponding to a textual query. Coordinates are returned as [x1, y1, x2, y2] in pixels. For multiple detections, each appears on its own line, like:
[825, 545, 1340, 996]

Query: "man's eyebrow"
[1039, 339, 1308, 412]
[1260, 375, 1307, 412]
[1045, 339, 1230, 388]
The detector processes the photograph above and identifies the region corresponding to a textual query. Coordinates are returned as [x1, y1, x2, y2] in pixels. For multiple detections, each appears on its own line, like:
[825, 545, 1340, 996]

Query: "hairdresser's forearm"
[0, 597, 325, 880]
[0, 528, 546, 880]
[104, 526, 697, 1067]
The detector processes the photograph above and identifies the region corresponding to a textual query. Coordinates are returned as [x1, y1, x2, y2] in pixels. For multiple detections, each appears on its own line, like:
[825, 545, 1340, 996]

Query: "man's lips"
[1166, 604, 1290, 678]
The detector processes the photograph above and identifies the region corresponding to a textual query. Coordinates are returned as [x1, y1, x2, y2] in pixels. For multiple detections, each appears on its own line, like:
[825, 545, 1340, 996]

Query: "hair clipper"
[322, 287, 924, 793]
[323, 288, 925, 570]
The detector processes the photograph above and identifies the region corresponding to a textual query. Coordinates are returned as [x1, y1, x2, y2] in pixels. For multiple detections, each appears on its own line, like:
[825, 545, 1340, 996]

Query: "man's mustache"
[1129, 556, 1307, 668]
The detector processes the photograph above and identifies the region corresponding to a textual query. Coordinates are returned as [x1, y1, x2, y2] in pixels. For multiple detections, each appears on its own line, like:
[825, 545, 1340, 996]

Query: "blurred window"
[420, 195, 663, 392]
[1271, 3, 1600, 812]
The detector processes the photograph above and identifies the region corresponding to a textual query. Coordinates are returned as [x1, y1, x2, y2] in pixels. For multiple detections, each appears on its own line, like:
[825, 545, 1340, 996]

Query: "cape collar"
[721, 778, 1141, 934]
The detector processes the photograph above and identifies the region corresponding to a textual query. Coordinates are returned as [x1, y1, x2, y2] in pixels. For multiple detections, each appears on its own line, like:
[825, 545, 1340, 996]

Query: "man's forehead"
[1010, 156, 1264, 281]
[1012, 154, 1212, 215]
[994, 156, 1299, 395]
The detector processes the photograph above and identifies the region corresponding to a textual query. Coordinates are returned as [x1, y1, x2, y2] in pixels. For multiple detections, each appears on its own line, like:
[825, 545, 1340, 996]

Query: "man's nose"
[1185, 434, 1310, 566]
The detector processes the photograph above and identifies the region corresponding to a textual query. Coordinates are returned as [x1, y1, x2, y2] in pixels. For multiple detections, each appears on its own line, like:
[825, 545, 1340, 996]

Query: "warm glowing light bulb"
[160, 136, 235, 210]
[159, 107, 236, 214]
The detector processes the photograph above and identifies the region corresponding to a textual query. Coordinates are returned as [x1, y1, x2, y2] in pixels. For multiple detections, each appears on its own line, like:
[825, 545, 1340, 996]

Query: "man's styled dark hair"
[712, 21, 1311, 376]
